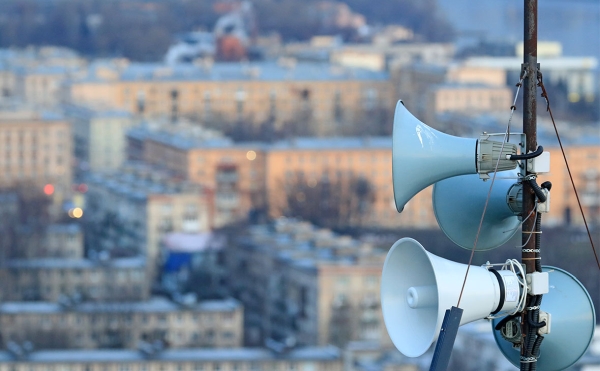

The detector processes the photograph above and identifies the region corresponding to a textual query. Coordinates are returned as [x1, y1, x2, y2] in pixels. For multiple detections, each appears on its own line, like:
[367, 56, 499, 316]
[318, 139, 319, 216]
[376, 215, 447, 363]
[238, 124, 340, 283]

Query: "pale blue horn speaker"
[432, 170, 522, 251]
[492, 266, 596, 371]
[392, 100, 519, 212]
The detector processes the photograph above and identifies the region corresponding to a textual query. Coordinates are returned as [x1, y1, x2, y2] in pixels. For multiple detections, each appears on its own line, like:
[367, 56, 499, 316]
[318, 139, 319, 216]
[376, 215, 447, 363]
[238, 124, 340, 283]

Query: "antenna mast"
[521, 0, 540, 368]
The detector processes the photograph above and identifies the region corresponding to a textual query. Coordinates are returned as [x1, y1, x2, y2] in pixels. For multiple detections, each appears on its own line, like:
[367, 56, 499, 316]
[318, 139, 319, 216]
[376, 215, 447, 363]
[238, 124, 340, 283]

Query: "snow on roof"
[0, 345, 341, 363]
[162, 232, 224, 252]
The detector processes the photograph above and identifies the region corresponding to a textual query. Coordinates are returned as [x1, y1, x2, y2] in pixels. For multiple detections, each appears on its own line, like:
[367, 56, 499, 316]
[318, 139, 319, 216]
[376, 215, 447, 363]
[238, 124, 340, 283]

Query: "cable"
[537, 72, 600, 270]
[509, 145, 544, 160]
[527, 178, 547, 203]
[456, 73, 527, 308]
[535, 213, 542, 272]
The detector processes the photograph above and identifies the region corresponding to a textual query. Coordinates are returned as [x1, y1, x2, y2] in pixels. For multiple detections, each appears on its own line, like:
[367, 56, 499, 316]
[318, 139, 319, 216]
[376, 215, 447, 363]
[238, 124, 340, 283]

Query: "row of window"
[284, 155, 391, 164]
[2, 360, 329, 371]
[1, 156, 64, 165]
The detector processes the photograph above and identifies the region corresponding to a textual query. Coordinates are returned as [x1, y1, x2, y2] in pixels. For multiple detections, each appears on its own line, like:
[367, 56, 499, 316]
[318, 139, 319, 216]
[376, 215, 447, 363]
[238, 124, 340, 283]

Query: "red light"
[77, 184, 88, 193]
[43, 184, 54, 196]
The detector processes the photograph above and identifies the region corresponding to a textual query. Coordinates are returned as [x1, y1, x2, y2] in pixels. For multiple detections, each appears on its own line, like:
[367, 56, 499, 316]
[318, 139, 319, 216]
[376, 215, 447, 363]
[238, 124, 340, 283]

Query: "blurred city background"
[0, 0, 598, 370]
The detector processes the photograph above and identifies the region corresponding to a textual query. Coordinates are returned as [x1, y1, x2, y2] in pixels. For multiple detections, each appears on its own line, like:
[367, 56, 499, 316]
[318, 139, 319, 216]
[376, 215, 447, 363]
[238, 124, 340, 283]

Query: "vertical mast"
[522, 0, 538, 366]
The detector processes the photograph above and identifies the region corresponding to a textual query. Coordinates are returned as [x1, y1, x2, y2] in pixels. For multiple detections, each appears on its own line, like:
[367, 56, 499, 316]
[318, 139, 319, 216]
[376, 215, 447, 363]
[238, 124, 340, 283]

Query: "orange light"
[71, 208, 83, 219]
[43, 184, 55, 196]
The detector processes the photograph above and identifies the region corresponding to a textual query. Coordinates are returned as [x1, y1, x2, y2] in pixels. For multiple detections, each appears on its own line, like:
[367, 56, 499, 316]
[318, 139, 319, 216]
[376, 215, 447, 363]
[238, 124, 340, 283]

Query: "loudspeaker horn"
[381, 238, 522, 357]
[392, 100, 518, 212]
[492, 266, 596, 371]
[433, 170, 522, 251]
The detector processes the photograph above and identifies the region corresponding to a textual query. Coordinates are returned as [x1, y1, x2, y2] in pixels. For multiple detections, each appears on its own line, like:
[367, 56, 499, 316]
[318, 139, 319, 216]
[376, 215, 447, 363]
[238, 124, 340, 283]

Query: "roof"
[63, 104, 132, 120]
[432, 82, 510, 91]
[46, 223, 81, 235]
[162, 233, 224, 252]
[0, 345, 341, 363]
[268, 137, 392, 151]
[0, 297, 241, 314]
[4, 257, 146, 269]
[77, 61, 389, 84]
[464, 56, 598, 70]
[127, 126, 264, 151]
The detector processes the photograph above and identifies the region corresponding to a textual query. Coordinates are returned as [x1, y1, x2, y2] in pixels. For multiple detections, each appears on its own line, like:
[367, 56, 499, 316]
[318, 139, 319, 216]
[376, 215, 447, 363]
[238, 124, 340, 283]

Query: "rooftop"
[0, 297, 241, 314]
[239, 218, 385, 270]
[78, 61, 389, 83]
[4, 256, 146, 269]
[0, 345, 340, 363]
[85, 162, 205, 201]
[129, 127, 392, 152]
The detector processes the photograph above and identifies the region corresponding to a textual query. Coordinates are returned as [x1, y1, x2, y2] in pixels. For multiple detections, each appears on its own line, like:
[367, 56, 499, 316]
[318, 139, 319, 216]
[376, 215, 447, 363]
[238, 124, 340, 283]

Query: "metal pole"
[522, 0, 538, 368]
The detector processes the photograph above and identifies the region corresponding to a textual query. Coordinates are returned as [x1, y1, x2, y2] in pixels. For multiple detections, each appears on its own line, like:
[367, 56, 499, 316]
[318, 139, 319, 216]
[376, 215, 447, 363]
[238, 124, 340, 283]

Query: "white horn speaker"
[492, 266, 596, 371]
[433, 170, 522, 251]
[381, 238, 521, 357]
[392, 100, 518, 212]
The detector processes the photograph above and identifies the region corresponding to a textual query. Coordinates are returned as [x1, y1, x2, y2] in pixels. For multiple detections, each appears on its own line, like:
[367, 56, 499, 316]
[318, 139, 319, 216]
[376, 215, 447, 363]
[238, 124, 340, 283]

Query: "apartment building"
[65, 105, 138, 172]
[0, 111, 72, 198]
[266, 137, 431, 228]
[225, 218, 391, 348]
[16, 223, 83, 259]
[425, 83, 512, 123]
[67, 60, 394, 136]
[0, 257, 149, 302]
[544, 145, 600, 226]
[84, 164, 212, 270]
[128, 127, 268, 227]
[0, 346, 342, 371]
[130, 130, 435, 229]
[462, 55, 598, 102]
[0, 47, 86, 107]
[0, 297, 243, 350]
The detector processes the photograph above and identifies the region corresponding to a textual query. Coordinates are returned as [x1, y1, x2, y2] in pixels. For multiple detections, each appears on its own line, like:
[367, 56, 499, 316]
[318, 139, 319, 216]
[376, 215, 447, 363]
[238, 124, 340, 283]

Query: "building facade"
[0, 346, 342, 371]
[225, 219, 391, 348]
[0, 112, 72, 198]
[67, 61, 394, 137]
[0, 257, 149, 302]
[0, 297, 243, 350]
[16, 223, 84, 259]
[65, 105, 137, 172]
[84, 164, 212, 270]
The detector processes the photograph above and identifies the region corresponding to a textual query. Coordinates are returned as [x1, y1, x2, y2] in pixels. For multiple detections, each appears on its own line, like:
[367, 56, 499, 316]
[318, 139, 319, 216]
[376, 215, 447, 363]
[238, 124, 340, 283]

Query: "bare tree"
[281, 171, 375, 229]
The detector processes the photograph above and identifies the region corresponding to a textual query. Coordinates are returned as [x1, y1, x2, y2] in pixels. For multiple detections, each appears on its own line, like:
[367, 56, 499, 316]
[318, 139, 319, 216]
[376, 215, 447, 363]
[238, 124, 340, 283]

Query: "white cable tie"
[520, 356, 538, 363]
[526, 305, 540, 310]
[516, 211, 539, 248]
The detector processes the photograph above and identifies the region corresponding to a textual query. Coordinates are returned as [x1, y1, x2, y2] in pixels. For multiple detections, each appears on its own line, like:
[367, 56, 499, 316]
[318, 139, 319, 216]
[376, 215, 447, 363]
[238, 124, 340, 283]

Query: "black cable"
[540, 181, 552, 191]
[530, 336, 545, 371]
[522, 296, 545, 371]
[527, 179, 547, 203]
[510, 146, 544, 160]
[494, 313, 519, 331]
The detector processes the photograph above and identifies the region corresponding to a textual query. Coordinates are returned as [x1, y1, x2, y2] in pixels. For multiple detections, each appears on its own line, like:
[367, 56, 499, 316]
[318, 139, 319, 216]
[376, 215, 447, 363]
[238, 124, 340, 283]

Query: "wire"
[537, 72, 600, 270]
[509, 145, 544, 160]
[456, 73, 526, 308]
[503, 206, 536, 235]
[484, 259, 528, 318]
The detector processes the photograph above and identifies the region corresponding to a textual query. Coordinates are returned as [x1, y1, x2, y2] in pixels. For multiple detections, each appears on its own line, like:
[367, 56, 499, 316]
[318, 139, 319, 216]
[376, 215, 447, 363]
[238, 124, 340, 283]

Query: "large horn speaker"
[392, 100, 518, 212]
[381, 238, 521, 357]
[433, 170, 522, 251]
[492, 266, 596, 371]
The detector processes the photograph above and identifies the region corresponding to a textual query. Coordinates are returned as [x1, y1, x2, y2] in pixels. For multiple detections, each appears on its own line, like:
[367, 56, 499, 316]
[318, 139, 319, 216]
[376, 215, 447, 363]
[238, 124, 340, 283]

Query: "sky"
[437, 0, 600, 59]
